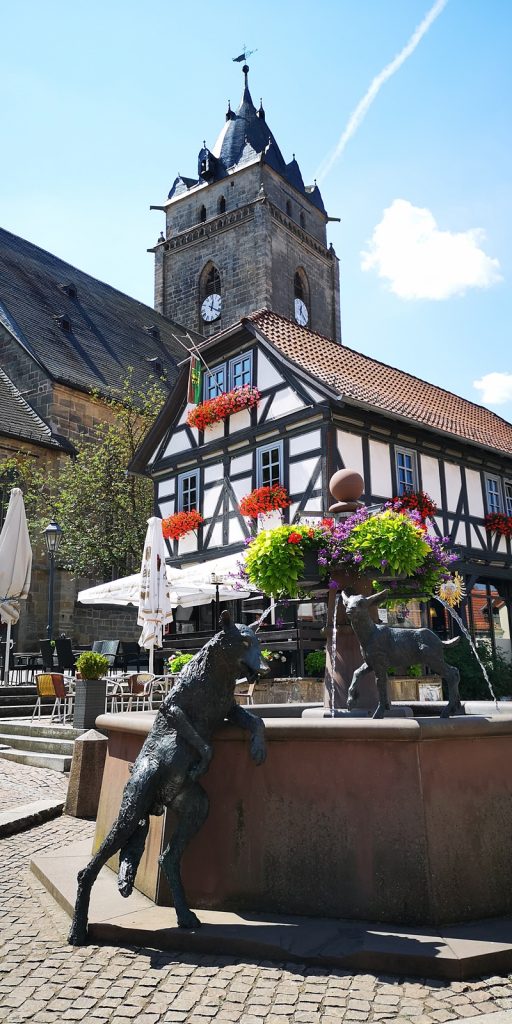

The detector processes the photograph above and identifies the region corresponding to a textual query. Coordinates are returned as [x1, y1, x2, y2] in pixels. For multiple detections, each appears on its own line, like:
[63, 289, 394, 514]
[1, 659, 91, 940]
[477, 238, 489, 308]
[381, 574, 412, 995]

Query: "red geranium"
[287, 532, 303, 544]
[187, 385, 260, 430]
[239, 484, 291, 518]
[485, 513, 512, 538]
[162, 509, 204, 541]
[387, 490, 437, 523]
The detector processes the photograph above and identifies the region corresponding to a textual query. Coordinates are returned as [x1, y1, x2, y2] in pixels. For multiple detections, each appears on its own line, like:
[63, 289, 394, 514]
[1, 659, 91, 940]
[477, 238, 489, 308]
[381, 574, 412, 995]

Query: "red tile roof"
[244, 310, 512, 457]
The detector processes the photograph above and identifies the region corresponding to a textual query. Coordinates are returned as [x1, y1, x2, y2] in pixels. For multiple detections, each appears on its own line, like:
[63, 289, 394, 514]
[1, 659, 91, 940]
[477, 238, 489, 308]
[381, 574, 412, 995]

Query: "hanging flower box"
[485, 513, 512, 539]
[162, 509, 204, 541]
[187, 385, 260, 430]
[385, 490, 437, 524]
[239, 484, 291, 518]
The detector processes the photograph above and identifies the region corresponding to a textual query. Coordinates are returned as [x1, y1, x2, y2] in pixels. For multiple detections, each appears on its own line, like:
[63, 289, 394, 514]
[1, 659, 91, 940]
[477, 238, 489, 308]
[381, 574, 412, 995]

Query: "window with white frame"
[257, 441, 283, 488]
[203, 363, 226, 400]
[178, 469, 200, 512]
[504, 480, 512, 517]
[229, 352, 253, 389]
[485, 475, 502, 514]
[395, 448, 417, 495]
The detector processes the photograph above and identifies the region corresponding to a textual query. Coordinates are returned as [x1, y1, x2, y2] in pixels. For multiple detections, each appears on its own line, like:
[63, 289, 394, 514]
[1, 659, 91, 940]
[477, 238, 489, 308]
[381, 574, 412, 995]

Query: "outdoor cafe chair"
[235, 678, 256, 705]
[39, 639, 56, 672]
[109, 672, 163, 713]
[31, 673, 74, 724]
[55, 636, 77, 675]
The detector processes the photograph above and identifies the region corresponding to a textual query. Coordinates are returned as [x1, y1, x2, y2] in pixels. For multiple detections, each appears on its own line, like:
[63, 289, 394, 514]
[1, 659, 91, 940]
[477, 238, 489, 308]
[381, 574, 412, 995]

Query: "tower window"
[294, 272, 305, 303]
[218, 195, 226, 214]
[300, 211, 306, 229]
[286, 199, 292, 217]
[199, 204, 207, 223]
[204, 266, 220, 296]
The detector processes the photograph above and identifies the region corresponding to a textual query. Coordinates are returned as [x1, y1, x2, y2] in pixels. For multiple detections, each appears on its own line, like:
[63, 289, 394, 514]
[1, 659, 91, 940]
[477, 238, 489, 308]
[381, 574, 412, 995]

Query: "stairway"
[0, 720, 82, 772]
[0, 685, 51, 720]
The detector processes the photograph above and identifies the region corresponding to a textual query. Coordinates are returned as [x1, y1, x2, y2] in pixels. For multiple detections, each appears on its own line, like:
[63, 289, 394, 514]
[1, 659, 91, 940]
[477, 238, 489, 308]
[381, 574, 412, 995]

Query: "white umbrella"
[137, 517, 174, 674]
[0, 488, 32, 683]
[76, 568, 223, 608]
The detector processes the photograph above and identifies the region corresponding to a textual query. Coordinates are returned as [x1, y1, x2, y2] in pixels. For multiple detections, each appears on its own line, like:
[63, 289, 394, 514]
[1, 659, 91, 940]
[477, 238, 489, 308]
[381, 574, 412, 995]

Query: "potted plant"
[305, 650, 326, 678]
[167, 652, 194, 674]
[162, 509, 204, 541]
[239, 484, 291, 518]
[485, 512, 512, 539]
[244, 523, 326, 598]
[74, 651, 110, 730]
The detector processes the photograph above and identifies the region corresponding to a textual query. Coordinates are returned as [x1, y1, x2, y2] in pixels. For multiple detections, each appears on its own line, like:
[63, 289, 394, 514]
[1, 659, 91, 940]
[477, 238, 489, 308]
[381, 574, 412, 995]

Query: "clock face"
[294, 297, 309, 326]
[201, 293, 222, 322]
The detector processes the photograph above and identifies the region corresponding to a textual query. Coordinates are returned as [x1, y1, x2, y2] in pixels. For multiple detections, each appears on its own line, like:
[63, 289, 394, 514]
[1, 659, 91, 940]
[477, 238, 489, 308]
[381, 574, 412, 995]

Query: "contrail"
[316, 0, 448, 183]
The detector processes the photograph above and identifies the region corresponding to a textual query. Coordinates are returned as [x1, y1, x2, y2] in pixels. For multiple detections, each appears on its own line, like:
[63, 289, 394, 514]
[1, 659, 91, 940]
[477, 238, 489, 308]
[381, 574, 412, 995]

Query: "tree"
[0, 375, 165, 579]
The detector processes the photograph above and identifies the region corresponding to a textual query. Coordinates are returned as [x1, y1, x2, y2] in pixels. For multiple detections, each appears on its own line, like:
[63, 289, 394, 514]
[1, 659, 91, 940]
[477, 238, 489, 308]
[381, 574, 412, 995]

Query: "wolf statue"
[68, 611, 268, 945]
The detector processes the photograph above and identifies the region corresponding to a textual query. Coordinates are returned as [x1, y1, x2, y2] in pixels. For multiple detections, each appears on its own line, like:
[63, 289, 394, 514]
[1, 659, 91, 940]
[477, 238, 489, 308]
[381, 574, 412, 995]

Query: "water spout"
[330, 591, 341, 716]
[435, 597, 499, 706]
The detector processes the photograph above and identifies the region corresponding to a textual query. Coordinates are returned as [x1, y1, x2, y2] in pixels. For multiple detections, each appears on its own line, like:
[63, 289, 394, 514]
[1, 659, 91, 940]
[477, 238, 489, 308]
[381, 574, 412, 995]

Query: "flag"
[187, 356, 203, 404]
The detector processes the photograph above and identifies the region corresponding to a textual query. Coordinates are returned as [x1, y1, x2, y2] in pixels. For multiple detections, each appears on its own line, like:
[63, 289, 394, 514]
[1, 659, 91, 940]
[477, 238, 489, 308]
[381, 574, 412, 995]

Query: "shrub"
[168, 652, 195, 674]
[75, 651, 110, 680]
[305, 650, 326, 676]
[444, 638, 512, 700]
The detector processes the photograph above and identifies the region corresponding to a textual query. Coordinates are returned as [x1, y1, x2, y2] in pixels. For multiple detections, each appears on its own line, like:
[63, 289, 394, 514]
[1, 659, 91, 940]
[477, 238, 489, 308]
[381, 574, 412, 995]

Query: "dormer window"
[54, 314, 71, 332]
[218, 195, 226, 214]
[61, 282, 77, 299]
[143, 325, 160, 340]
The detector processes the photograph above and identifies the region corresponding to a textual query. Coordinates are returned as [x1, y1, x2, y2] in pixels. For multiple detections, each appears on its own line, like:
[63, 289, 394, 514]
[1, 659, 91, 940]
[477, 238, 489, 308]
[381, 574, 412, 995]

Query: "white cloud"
[473, 372, 512, 406]
[361, 199, 502, 300]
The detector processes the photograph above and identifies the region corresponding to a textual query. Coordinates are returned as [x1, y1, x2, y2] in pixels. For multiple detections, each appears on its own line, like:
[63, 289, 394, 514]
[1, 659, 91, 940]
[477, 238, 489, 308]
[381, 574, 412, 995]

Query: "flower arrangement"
[75, 651, 110, 680]
[386, 490, 437, 523]
[243, 523, 326, 598]
[485, 512, 512, 538]
[187, 385, 260, 430]
[162, 509, 204, 540]
[242, 506, 458, 602]
[239, 484, 291, 518]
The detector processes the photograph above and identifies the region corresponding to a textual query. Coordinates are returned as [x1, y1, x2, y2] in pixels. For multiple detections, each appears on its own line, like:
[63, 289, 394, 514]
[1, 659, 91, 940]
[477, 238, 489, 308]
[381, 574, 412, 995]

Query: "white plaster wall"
[368, 439, 390, 497]
[206, 522, 223, 548]
[230, 453, 252, 475]
[258, 351, 284, 389]
[302, 384, 327, 404]
[203, 484, 223, 518]
[178, 532, 198, 556]
[158, 498, 175, 517]
[229, 475, 252, 503]
[466, 469, 484, 518]
[229, 518, 245, 544]
[338, 431, 364, 478]
[204, 420, 224, 443]
[420, 455, 442, 506]
[289, 501, 300, 521]
[470, 525, 484, 549]
[455, 523, 466, 545]
[258, 510, 283, 531]
[204, 463, 223, 484]
[290, 457, 320, 494]
[289, 430, 321, 457]
[178, 406, 191, 426]
[163, 429, 193, 457]
[229, 409, 251, 433]
[444, 462, 461, 513]
[303, 497, 323, 512]
[158, 479, 175, 500]
[263, 387, 304, 422]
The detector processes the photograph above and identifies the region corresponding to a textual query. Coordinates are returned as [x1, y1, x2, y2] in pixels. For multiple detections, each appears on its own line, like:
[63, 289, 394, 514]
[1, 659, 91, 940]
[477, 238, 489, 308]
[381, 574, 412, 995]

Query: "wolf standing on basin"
[68, 611, 268, 946]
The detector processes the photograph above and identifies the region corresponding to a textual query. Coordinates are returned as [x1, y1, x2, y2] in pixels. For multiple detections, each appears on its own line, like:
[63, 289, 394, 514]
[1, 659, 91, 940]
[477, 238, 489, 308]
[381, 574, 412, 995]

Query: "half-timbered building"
[129, 309, 512, 658]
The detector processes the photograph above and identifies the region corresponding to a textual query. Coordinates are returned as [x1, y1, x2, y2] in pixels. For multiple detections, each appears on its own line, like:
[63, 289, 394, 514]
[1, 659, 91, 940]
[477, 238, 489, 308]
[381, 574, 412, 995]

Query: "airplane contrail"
[316, 0, 448, 183]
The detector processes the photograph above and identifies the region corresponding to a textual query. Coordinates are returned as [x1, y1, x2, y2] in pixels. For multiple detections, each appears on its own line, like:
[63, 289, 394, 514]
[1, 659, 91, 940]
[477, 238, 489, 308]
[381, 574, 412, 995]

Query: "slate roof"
[244, 310, 512, 457]
[0, 227, 200, 399]
[0, 368, 64, 449]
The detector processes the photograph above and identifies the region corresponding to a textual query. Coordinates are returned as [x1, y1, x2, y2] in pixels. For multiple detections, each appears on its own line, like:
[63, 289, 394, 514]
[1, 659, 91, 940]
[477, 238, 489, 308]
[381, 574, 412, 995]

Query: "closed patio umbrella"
[0, 488, 32, 683]
[137, 517, 174, 674]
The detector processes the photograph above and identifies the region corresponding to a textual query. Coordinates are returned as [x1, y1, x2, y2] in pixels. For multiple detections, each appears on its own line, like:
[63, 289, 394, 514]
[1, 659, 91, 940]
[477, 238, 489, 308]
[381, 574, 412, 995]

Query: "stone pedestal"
[324, 572, 379, 710]
[73, 679, 107, 730]
[64, 729, 108, 818]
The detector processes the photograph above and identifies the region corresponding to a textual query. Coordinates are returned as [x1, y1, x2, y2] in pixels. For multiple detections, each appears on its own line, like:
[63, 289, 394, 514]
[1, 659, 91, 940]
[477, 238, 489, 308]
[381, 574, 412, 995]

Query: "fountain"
[31, 469, 512, 977]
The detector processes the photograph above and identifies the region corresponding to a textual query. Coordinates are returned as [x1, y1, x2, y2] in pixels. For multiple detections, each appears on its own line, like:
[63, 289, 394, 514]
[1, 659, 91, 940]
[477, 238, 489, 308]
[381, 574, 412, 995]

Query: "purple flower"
[380, 559, 389, 568]
[328, 579, 339, 590]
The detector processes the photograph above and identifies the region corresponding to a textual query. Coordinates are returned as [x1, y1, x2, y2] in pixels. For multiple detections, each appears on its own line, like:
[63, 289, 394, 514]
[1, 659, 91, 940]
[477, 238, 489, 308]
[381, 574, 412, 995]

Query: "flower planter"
[73, 678, 108, 730]
[297, 549, 323, 587]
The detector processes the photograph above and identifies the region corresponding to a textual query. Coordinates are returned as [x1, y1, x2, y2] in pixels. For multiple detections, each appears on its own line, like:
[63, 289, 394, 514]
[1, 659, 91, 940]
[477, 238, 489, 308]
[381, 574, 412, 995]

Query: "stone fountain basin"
[90, 709, 512, 927]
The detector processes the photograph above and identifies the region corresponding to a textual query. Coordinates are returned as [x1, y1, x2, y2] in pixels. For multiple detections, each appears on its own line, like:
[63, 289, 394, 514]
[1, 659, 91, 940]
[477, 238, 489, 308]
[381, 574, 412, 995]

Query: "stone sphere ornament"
[329, 468, 365, 513]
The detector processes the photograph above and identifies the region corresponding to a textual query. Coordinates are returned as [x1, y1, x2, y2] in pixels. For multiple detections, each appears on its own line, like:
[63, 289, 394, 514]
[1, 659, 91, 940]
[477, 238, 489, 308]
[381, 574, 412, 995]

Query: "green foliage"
[305, 650, 326, 676]
[444, 638, 512, 700]
[344, 509, 430, 576]
[75, 651, 110, 679]
[168, 652, 194, 674]
[244, 524, 320, 598]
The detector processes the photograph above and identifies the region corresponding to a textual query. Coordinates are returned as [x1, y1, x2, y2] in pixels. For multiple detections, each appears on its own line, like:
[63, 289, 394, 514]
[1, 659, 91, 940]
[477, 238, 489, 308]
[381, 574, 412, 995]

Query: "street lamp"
[43, 520, 62, 640]
[210, 572, 223, 625]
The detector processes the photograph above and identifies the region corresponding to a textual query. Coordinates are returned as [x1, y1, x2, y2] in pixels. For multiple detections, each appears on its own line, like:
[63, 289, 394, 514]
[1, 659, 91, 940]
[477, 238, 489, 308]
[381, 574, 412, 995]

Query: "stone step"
[0, 748, 72, 772]
[0, 720, 81, 740]
[0, 732, 75, 756]
[0, 704, 53, 719]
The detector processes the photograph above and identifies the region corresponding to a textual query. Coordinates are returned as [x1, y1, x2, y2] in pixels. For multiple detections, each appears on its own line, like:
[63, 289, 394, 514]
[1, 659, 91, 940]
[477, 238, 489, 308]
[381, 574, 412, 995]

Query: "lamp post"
[210, 572, 223, 625]
[43, 520, 62, 640]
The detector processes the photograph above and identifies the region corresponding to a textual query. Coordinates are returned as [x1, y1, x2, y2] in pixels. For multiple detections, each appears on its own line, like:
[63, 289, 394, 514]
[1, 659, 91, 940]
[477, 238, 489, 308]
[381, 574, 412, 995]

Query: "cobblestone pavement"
[1, 763, 512, 1024]
[0, 757, 68, 813]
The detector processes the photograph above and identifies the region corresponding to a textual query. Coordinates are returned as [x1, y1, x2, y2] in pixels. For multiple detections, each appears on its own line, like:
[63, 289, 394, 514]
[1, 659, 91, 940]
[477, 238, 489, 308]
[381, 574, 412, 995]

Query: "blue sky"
[1, 0, 510, 420]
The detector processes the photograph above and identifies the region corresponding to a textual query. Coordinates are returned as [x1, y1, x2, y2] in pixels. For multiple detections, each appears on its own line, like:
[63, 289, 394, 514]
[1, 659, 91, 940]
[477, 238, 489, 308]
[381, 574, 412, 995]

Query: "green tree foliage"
[445, 637, 512, 700]
[0, 374, 165, 579]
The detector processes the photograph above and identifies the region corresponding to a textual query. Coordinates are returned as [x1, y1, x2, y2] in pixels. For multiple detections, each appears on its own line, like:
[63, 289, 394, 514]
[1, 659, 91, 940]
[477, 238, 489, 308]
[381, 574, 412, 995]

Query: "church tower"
[151, 65, 341, 342]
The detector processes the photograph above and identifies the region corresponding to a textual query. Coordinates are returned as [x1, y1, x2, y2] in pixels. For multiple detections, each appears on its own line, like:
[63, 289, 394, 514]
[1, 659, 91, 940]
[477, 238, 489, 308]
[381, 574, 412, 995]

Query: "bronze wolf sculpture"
[343, 589, 462, 719]
[68, 611, 268, 945]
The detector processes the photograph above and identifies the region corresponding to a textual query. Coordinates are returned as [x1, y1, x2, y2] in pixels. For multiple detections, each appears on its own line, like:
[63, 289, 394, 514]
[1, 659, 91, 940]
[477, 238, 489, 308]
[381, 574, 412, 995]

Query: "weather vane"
[232, 44, 257, 63]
